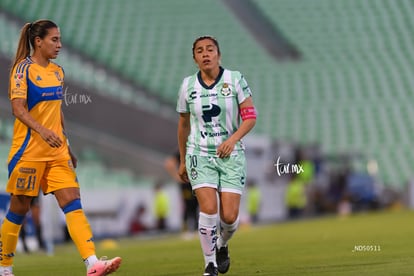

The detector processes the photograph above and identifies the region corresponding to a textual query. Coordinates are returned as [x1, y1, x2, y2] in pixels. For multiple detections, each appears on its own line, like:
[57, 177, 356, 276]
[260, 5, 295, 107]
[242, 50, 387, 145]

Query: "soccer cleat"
[216, 245, 230, 273]
[203, 262, 218, 276]
[87, 256, 122, 276]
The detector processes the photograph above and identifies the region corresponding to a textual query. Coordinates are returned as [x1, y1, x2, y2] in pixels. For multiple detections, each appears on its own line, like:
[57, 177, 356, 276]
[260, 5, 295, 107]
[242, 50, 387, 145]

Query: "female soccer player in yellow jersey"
[177, 36, 257, 276]
[0, 20, 121, 276]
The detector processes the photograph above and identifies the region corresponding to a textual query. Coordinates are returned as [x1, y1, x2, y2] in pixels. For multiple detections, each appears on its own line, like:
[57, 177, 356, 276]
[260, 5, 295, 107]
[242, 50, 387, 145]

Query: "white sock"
[198, 212, 218, 267]
[84, 255, 98, 269]
[0, 266, 13, 273]
[217, 217, 239, 249]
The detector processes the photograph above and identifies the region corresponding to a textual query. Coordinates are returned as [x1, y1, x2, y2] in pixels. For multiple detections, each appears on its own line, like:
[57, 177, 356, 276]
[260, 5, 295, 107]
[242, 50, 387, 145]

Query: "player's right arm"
[11, 98, 63, 148]
[177, 112, 190, 183]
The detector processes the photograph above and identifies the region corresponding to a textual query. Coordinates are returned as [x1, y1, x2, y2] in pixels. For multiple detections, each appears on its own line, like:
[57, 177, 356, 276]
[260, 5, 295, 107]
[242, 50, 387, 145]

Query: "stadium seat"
[1, 0, 414, 187]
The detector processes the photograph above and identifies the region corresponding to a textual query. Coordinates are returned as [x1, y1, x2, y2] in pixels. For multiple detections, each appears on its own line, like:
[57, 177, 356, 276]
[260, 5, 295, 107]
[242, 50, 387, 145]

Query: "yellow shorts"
[6, 159, 79, 196]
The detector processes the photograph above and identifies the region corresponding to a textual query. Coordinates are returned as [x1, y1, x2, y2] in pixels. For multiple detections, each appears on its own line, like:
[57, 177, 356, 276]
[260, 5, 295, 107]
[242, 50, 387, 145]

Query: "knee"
[220, 212, 239, 224]
[199, 205, 218, 215]
[197, 195, 218, 215]
[9, 204, 31, 216]
[55, 188, 81, 209]
[9, 196, 32, 215]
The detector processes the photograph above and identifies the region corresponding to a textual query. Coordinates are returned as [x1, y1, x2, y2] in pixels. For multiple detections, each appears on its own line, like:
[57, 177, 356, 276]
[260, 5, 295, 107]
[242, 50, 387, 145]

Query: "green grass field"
[11, 209, 414, 275]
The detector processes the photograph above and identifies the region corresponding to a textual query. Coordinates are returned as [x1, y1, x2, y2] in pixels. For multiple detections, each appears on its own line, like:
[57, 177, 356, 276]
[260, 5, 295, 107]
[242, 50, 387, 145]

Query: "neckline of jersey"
[197, 66, 224, 90]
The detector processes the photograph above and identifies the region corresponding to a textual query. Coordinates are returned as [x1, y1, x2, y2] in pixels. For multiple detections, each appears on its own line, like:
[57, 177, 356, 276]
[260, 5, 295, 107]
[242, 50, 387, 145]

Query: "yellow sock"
[0, 217, 23, 267]
[65, 209, 96, 259]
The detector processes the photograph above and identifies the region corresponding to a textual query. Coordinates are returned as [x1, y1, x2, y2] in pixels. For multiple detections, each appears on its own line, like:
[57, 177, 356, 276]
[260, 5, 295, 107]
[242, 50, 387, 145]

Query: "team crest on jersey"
[190, 168, 198, 180]
[220, 83, 231, 96]
[16, 178, 25, 189]
[54, 71, 62, 81]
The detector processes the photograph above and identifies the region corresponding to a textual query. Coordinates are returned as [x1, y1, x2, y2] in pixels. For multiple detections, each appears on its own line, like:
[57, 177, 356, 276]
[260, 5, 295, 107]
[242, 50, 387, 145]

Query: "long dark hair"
[11, 19, 58, 71]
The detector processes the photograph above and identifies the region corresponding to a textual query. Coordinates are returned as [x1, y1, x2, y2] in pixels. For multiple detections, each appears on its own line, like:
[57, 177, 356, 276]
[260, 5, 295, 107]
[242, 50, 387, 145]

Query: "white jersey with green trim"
[177, 67, 253, 157]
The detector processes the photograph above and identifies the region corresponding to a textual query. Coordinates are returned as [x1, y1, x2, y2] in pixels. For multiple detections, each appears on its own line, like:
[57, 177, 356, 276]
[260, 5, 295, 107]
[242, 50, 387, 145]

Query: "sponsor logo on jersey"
[204, 122, 221, 128]
[189, 91, 197, 100]
[207, 131, 229, 137]
[11, 90, 25, 97]
[200, 93, 218, 98]
[202, 104, 221, 122]
[56, 86, 63, 98]
[190, 90, 223, 100]
[242, 85, 252, 96]
[14, 73, 24, 88]
[19, 167, 36, 174]
[200, 130, 229, 139]
[42, 92, 55, 97]
[41, 87, 63, 99]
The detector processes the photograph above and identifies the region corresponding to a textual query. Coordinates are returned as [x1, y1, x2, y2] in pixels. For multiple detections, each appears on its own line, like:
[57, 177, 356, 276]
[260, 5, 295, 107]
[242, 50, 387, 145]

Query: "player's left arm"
[61, 110, 78, 168]
[216, 97, 256, 158]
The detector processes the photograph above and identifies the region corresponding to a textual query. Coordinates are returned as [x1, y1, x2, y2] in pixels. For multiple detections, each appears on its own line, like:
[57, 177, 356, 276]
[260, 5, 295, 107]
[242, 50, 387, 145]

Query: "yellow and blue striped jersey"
[8, 57, 69, 167]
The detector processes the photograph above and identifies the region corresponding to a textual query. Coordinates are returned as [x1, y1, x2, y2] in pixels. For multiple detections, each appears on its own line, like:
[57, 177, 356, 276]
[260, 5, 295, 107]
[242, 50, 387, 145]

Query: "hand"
[178, 162, 189, 183]
[216, 138, 236, 158]
[38, 127, 63, 148]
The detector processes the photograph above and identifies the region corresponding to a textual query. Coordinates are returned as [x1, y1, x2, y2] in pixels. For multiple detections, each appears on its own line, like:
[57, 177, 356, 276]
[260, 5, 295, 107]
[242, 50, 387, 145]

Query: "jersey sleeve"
[60, 65, 65, 85]
[236, 72, 252, 104]
[176, 78, 190, 113]
[9, 63, 29, 100]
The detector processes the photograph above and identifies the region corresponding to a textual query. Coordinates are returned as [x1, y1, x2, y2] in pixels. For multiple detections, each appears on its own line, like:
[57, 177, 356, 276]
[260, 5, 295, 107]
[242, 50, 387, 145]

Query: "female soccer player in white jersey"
[177, 36, 257, 276]
[0, 19, 121, 276]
